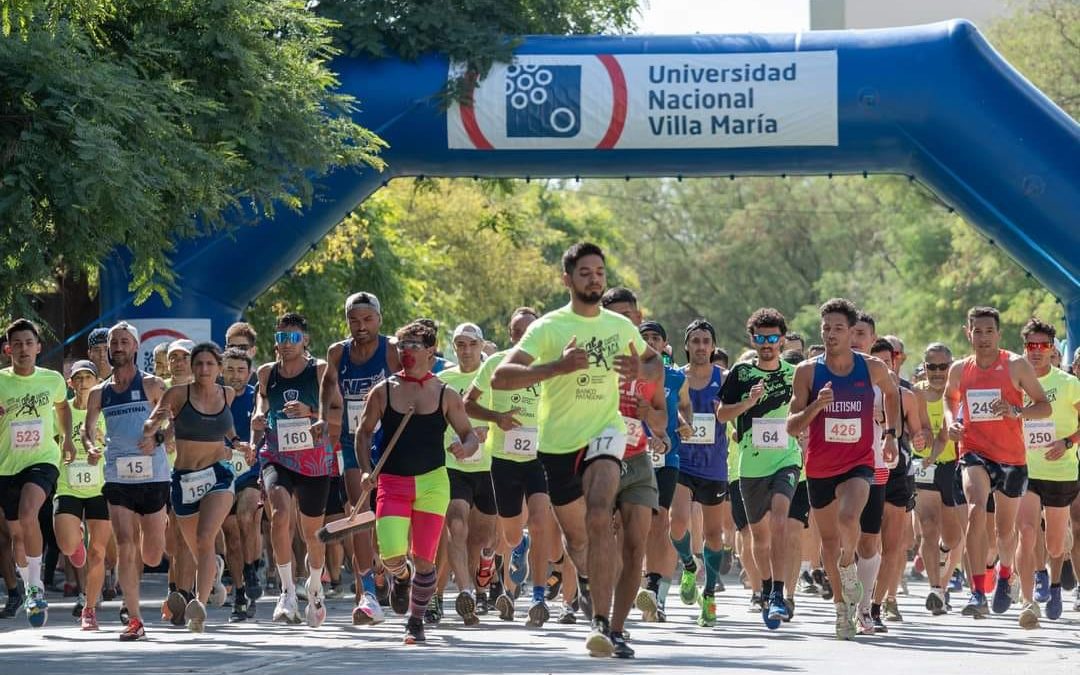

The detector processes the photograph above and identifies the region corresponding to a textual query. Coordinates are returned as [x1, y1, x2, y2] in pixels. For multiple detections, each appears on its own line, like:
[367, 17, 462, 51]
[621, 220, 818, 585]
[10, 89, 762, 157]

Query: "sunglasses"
[752, 334, 782, 345]
[227, 343, 252, 351]
[396, 340, 428, 351]
[274, 331, 304, 345]
[923, 362, 951, 371]
[1024, 342, 1052, 352]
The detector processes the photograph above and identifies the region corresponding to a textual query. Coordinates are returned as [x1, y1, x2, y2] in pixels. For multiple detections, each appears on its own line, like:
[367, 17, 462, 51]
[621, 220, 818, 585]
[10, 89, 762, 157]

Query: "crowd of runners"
[1, 241, 1079, 657]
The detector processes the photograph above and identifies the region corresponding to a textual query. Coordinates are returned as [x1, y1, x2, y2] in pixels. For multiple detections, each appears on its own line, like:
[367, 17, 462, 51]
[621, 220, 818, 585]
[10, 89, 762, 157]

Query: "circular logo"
[510, 394, 521, 404]
[576, 374, 590, 387]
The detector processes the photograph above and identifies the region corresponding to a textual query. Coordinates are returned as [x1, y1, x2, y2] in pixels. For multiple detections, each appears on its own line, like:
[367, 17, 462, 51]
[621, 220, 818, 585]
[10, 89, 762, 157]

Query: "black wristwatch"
[1065, 438, 1075, 450]
[882, 428, 897, 439]
[153, 430, 166, 445]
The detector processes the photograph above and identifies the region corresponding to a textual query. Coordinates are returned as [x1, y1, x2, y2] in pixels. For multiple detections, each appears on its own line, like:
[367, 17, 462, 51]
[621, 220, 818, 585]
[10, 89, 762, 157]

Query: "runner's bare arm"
[54, 398, 76, 463]
[82, 387, 103, 453]
[463, 385, 519, 429]
[318, 344, 344, 444]
[251, 363, 273, 446]
[1011, 356, 1051, 420]
[677, 378, 693, 431]
[491, 342, 583, 391]
[943, 361, 964, 437]
[444, 388, 480, 460]
[786, 361, 824, 435]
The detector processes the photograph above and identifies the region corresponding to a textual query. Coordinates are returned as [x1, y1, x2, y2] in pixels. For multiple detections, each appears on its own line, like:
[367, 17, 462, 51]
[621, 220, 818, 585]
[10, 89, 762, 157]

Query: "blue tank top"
[102, 372, 169, 484]
[659, 366, 684, 469]
[679, 365, 728, 480]
[337, 336, 390, 457]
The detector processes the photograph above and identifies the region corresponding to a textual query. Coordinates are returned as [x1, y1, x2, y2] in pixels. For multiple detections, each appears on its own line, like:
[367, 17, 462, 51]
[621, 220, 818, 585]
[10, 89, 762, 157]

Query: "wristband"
[882, 428, 897, 439]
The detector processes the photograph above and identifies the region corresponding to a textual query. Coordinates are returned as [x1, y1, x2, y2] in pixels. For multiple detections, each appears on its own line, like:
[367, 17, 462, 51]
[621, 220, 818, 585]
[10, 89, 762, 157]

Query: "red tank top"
[954, 350, 1024, 465]
[619, 379, 656, 459]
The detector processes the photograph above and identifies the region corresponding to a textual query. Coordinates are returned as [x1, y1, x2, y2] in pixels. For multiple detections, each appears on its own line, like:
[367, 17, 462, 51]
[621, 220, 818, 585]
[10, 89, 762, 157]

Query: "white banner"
[127, 318, 212, 376]
[448, 51, 837, 150]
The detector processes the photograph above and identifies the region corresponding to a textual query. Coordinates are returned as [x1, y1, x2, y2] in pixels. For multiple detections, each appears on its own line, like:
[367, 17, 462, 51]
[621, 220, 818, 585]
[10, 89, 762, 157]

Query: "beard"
[573, 288, 603, 305]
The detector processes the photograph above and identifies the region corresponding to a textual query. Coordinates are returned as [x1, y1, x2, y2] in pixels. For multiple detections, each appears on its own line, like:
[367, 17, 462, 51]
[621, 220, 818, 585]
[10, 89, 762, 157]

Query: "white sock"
[278, 562, 295, 594]
[800, 560, 811, 574]
[27, 556, 42, 589]
[856, 553, 880, 612]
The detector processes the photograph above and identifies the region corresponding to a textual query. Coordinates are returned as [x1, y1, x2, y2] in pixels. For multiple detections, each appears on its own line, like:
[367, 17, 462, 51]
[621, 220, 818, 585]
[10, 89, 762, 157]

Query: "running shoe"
[1061, 559, 1077, 591]
[1009, 574, 1021, 606]
[558, 603, 576, 624]
[765, 594, 788, 627]
[912, 554, 925, 578]
[186, 599, 207, 633]
[403, 617, 425, 645]
[295, 576, 308, 602]
[545, 569, 562, 601]
[455, 590, 480, 626]
[1034, 569, 1051, 603]
[230, 597, 249, 623]
[585, 617, 614, 657]
[423, 595, 442, 626]
[244, 564, 262, 601]
[273, 591, 302, 624]
[797, 570, 820, 595]
[948, 568, 965, 593]
[325, 581, 344, 599]
[813, 569, 833, 601]
[747, 592, 763, 613]
[679, 569, 699, 605]
[856, 610, 875, 635]
[166, 590, 187, 626]
[834, 603, 853, 640]
[718, 548, 733, 575]
[783, 597, 795, 622]
[81, 607, 99, 631]
[24, 585, 47, 628]
[475, 590, 491, 616]
[871, 604, 888, 633]
[1045, 585, 1063, 620]
[610, 630, 634, 659]
[926, 588, 947, 615]
[119, 603, 130, 625]
[1018, 600, 1040, 629]
[118, 616, 146, 641]
[697, 594, 716, 627]
[884, 597, 902, 622]
[495, 592, 515, 621]
[352, 592, 385, 625]
[72, 592, 86, 618]
[992, 576, 1012, 614]
[306, 579, 327, 628]
[838, 564, 863, 626]
[102, 572, 117, 601]
[209, 555, 227, 607]
[578, 588, 593, 623]
[1072, 586, 1080, 612]
[961, 591, 989, 618]
[1, 586, 23, 619]
[526, 599, 549, 628]
[635, 588, 658, 622]
[390, 567, 412, 616]
[509, 534, 530, 587]
[375, 575, 390, 607]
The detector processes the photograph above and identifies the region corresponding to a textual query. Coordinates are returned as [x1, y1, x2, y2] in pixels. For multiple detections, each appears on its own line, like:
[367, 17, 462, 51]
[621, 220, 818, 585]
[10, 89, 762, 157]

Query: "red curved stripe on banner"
[142, 328, 187, 342]
[596, 54, 627, 150]
[460, 71, 494, 150]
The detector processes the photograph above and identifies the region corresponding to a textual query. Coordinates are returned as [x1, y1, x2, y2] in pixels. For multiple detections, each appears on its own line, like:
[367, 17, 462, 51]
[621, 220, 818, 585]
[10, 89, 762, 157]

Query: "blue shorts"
[170, 462, 235, 517]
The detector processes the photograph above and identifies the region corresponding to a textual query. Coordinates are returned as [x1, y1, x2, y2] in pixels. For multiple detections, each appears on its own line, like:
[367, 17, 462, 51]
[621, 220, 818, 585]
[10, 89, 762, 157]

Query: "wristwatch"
[882, 428, 897, 439]
[1065, 438, 1075, 450]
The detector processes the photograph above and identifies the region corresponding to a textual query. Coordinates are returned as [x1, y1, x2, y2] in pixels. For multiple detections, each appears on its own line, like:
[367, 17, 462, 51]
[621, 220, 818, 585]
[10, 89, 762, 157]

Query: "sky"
[634, 0, 810, 34]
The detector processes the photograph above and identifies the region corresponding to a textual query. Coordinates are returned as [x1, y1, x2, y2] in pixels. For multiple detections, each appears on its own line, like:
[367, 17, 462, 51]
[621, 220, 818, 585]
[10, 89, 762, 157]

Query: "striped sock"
[410, 569, 437, 619]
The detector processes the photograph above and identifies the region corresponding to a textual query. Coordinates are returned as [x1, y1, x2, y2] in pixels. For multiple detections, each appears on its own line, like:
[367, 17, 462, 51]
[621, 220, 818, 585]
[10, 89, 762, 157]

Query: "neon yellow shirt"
[56, 403, 107, 499]
[1024, 368, 1080, 481]
[472, 351, 541, 463]
[916, 383, 958, 463]
[516, 304, 648, 455]
[0, 367, 68, 475]
[438, 365, 490, 472]
[727, 426, 741, 481]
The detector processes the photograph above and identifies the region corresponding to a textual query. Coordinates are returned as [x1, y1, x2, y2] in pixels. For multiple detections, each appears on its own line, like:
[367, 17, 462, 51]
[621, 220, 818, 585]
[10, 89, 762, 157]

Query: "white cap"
[168, 339, 195, 355]
[345, 292, 381, 315]
[452, 323, 483, 342]
[108, 321, 139, 344]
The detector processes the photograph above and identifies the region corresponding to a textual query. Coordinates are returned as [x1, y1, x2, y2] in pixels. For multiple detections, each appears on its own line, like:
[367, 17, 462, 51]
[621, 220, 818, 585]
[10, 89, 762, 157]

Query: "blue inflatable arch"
[101, 20, 1080, 348]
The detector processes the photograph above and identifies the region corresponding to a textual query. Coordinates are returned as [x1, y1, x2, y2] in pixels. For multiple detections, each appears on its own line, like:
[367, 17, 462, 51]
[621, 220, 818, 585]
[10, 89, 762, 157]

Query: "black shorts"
[885, 472, 915, 511]
[677, 473, 727, 506]
[325, 476, 347, 515]
[960, 453, 1027, 499]
[0, 463, 59, 520]
[915, 460, 966, 507]
[54, 494, 110, 521]
[807, 464, 874, 510]
[729, 480, 748, 531]
[448, 469, 498, 516]
[1028, 479, 1080, 509]
[491, 458, 548, 519]
[261, 463, 330, 518]
[789, 480, 811, 528]
[654, 466, 678, 511]
[739, 465, 800, 525]
[103, 481, 170, 517]
[859, 484, 886, 535]
[538, 451, 585, 507]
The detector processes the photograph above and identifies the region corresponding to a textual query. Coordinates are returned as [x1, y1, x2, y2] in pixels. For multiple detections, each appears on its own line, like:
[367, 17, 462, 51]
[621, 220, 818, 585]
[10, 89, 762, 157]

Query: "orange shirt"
[952, 349, 1025, 465]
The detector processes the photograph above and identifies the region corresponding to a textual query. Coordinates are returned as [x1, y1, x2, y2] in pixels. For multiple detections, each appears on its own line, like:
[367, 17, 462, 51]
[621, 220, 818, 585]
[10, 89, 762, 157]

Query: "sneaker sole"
[1019, 613, 1039, 629]
[496, 595, 515, 621]
[166, 592, 187, 626]
[586, 634, 614, 657]
[635, 590, 658, 617]
[455, 593, 479, 626]
[526, 603, 549, 628]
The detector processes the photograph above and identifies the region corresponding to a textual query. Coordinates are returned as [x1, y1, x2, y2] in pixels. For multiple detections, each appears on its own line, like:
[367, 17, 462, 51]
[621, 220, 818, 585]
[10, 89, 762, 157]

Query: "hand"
[882, 436, 898, 466]
[676, 421, 693, 441]
[1043, 440, 1067, 462]
[747, 381, 766, 405]
[991, 399, 1017, 419]
[359, 471, 375, 494]
[495, 408, 522, 432]
[613, 341, 640, 382]
[244, 442, 258, 466]
[814, 381, 834, 409]
[449, 441, 470, 461]
[558, 337, 589, 375]
[921, 456, 934, 470]
[947, 421, 964, 442]
[310, 418, 336, 444]
[648, 433, 671, 455]
[62, 438, 77, 465]
[283, 401, 312, 418]
[250, 411, 267, 432]
[137, 433, 157, 454]
[86, 446, 103, 466]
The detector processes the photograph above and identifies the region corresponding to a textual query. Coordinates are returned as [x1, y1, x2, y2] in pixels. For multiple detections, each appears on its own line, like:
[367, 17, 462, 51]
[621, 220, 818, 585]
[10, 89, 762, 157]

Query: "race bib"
[686, 413, 716, 445]
[1023, 419, 1056, 450]
[117, 456, 152, 481]
[503, 427, 538, 458]
[277, 417, 313, 453]
[752, 417, 788, 450]
[584, 427, 627, 462]
[67, 461, 102, 490]
[966, 389, 1001, 422]
[623, 416, 645, 446]
[180, 466, 216, 505]
[228, 449, 249, 476]
[11, 419, 44, 451]
[914, 461, 937, 484]
[347, 399, 365, 434]
[824, 418, 861, 444]
[650, 448, 666, 469]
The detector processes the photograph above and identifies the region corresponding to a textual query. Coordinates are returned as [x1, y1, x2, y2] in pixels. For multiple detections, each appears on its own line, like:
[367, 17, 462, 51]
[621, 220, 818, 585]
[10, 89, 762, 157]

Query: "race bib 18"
[67, 460, 102, 490]
[824, 418, 861, 444]
[966, 389, 1001, 422]
[686, 412, 716, 445]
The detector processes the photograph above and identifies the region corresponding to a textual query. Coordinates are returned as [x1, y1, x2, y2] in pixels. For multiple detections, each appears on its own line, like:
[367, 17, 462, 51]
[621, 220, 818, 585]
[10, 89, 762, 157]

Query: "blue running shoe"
[1034, 570, 1050, 603]
[949, 569, 965, 593]
[961, 591, 989, 618]
[510, 534, 530, 587]
[992, 576, 1012, 614]
[765, 594, 787, 629]
[25, 586, 47, 628]
[1045, 585, 1063, 620]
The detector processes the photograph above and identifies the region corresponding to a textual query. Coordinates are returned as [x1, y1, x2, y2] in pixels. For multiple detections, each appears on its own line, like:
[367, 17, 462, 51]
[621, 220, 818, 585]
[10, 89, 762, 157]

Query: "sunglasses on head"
[752, 334, 782, 345]
[1024, 341, 1052, 352]
[274, 331, 303, 345]
[924, 362, 951, 371]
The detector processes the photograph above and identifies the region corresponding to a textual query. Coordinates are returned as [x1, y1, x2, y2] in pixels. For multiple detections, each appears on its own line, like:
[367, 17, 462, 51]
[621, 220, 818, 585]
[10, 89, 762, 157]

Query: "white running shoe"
[1018, 600, 1040, 629]
[273, 591, 302, 625]
[306, 587, 327, 628]
[295, 577, 309, 601]
[209, 555, 227, 607]
[352, 592, 385, 626]
[186, 599, 207, 633]
[856, 610, 875, 635]
[834, 603, 853, 640]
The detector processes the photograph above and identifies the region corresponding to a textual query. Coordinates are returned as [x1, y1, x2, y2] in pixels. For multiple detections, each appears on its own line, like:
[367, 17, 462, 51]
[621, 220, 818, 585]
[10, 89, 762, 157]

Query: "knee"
[585, 508, 613, 535]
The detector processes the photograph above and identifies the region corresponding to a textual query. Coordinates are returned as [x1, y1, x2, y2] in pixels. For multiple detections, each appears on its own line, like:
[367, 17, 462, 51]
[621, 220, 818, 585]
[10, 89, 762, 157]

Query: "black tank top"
[379, 382, 448, 477]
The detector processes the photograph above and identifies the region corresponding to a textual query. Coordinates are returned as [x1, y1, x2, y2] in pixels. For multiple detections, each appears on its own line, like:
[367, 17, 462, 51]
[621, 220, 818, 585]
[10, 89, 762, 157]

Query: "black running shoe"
[404, 617, 425, 645]
[230, 598, 249, 623]
[813, 569, 833, 601]
[610, 630, 634, 659]
[1, 586, 24, 619]
[424, 595, 443, 626]
[375, 576, 391, 607]
[475, 590, 490, 616]
[545, 569, 562, 601]
[1062, 559, 1077, 591]
[390, 568, 412, 616]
